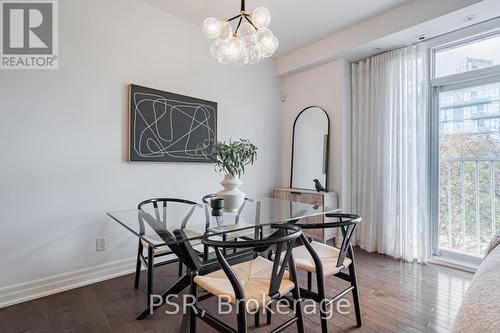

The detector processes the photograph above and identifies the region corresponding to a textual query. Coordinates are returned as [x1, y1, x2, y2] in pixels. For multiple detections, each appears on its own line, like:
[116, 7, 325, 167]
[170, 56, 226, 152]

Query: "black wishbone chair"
[190, 224, 305, 333]
[271, 213, 362, 333]
[134, 198, 202, 307]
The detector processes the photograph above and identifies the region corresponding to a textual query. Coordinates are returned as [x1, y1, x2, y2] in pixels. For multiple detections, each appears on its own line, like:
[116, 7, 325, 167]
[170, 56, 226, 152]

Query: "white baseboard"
[0, 245, 207, 309]
[0, 257, 137, 309]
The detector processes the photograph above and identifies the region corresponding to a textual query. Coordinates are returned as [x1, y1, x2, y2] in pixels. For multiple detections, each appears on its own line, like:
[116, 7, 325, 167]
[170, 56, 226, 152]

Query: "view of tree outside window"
[437, 39, 500, 256]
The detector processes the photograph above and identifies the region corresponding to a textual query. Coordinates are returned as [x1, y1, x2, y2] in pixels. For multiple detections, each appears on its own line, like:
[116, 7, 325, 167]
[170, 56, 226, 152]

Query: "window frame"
[429, 29, 500, 269]
[431, 29, 500, 86]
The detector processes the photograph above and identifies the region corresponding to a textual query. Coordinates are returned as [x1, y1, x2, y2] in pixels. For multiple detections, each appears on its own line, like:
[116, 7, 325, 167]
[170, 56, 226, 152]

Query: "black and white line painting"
[128, 84, 217, 162]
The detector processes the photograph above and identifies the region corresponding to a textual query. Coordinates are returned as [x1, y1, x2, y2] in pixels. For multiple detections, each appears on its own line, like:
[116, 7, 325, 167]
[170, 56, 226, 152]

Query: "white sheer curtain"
[351, 45, 430, 262]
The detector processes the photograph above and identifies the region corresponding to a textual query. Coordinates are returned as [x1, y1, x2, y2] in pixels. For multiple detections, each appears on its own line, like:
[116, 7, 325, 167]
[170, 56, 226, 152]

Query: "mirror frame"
[290, 106, 330, 191]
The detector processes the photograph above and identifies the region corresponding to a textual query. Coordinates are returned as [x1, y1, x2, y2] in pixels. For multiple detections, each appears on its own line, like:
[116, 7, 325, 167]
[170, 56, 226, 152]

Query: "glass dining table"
[106, 197, 339, 321]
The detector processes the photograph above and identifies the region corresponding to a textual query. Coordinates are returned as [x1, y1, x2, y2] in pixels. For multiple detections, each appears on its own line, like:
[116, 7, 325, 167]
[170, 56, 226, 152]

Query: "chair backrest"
[296, 213, 361, 268]
[202, 224, 302, 300]
[138, 197, 198, 210]
[137, 198, 199, 236]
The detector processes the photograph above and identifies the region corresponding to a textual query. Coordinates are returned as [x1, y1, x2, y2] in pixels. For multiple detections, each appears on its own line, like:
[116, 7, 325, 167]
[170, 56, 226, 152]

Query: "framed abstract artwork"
[128, 84, 217, 162]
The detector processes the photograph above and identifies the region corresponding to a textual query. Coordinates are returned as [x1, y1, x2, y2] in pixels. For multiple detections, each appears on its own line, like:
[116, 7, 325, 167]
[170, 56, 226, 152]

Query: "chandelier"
[202, 0, 278, 65]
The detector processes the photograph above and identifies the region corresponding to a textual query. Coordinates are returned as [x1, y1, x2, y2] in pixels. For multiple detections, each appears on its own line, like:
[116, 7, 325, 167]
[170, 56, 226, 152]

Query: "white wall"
[0, 0, 282, 300]
[281, 59, 351, 209]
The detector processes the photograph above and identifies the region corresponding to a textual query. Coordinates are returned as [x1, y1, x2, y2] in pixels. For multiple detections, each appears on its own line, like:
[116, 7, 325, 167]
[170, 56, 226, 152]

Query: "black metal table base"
[136, 274, 191, 320]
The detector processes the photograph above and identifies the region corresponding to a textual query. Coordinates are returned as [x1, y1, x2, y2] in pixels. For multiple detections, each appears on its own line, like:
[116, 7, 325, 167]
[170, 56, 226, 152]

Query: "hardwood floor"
[0, 248, 473, 333]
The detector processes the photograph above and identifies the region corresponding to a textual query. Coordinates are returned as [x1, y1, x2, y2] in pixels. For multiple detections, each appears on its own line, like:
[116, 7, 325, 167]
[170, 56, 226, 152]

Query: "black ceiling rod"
[244, 15, 257, 29]
[227, 14, 241, 22]
[241, 0, 245, 12]
[235, 16, 243, 34]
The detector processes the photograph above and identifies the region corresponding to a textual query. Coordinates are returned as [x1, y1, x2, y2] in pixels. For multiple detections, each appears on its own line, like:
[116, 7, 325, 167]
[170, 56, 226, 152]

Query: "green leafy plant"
[199, 139, 257, 178]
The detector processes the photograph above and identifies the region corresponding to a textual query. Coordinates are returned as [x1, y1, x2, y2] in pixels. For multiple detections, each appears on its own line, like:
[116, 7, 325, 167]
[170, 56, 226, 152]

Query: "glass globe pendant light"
[202, 0, 278, 65]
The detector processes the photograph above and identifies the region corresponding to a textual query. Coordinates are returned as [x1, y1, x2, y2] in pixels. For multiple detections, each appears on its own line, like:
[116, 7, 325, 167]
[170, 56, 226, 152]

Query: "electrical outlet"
[96, 237, 106, 251]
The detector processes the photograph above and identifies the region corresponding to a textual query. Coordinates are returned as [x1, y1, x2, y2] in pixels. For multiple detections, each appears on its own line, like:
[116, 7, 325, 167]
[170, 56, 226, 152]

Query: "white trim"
[0, 257, 137, 309]
[431, 65, 500, 88]
[428, 256, 479, 273]
[429, 73, 440, 258]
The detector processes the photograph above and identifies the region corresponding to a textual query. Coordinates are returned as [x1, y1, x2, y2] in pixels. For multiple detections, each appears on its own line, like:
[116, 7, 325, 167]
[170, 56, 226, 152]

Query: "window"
[434, 32, 500, 78]
[432, 31, 500, 266]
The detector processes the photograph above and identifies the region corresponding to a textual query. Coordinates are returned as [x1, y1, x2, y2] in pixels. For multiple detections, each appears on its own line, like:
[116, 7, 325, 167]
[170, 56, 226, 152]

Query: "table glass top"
[106, 198, 339, 246]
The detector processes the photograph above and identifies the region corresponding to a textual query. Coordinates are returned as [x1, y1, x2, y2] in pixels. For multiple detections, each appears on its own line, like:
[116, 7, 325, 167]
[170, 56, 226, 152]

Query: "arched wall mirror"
[290, 106, 330, 191]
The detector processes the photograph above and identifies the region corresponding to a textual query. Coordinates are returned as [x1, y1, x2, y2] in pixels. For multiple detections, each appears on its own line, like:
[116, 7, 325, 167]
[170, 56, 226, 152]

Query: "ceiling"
[141, 0, 411, 57]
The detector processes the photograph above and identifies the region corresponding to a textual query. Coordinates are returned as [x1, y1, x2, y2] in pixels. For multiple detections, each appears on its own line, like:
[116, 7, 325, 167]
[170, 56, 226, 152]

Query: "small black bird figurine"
[313, 179, 326, 192]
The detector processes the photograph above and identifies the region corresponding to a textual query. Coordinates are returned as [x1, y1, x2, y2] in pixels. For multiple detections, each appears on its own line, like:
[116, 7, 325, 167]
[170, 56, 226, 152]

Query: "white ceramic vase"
[218, 174, 245, 212]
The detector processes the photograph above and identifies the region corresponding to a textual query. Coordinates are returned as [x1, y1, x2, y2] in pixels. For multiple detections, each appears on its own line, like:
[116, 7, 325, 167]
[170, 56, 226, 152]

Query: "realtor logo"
[1, 0, 58, 69]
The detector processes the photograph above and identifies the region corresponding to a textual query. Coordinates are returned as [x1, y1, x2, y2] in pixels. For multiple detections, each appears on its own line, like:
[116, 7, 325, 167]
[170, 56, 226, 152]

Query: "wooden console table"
[273, 187, 338, 243]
